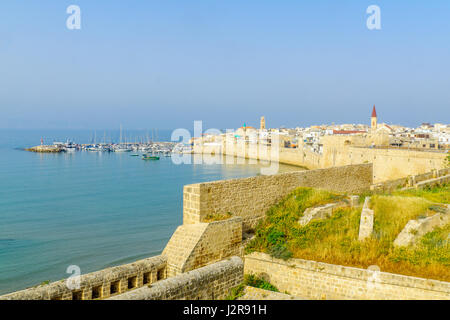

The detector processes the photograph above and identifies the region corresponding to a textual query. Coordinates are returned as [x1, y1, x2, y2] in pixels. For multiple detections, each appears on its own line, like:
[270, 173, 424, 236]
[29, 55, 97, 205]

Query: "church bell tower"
[371, 105, 377, 130]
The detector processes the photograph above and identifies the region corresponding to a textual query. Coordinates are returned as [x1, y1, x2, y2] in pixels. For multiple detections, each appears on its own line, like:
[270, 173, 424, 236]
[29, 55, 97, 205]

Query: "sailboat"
[113, 125, 132, 152]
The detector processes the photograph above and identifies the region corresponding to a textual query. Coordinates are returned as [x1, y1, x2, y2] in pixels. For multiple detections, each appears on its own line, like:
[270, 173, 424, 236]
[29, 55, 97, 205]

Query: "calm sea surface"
[0, 129, 300, 294]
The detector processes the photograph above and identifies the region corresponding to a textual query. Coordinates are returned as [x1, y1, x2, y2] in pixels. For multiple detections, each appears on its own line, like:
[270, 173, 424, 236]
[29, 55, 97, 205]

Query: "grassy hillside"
[246, 185, 450, 282]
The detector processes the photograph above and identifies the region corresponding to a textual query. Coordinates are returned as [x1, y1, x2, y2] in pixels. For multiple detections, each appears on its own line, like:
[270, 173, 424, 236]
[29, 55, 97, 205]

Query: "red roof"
[371, 105, 377, 118]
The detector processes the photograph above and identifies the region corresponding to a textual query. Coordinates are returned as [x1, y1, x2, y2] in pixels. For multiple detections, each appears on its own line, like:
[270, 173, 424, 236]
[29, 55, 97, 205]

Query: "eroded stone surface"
[108, 257, 243, 300]
[394, 206, 450, 247]
[244, 252, 450, 300]
[162, 217, 242, 277]
[298, 202, 347, 226]
[0, 255, 167, 300]
[358, 197, 374, 241]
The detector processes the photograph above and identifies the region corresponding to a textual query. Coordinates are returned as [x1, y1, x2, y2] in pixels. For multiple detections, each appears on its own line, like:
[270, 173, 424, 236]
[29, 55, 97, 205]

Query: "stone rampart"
[371, 167, 450, 193]
[325, 146, 446, 182]
[108, 256, 243, 300]
[162, 217, 242, 277]
[0, 255, 167, 300]
[183, 164, 373, 231]
[195, 138, 446, 183]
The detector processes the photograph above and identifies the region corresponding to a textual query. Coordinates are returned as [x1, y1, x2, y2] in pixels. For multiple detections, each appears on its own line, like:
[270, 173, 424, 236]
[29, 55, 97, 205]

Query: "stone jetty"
[26, 145, 63, 153]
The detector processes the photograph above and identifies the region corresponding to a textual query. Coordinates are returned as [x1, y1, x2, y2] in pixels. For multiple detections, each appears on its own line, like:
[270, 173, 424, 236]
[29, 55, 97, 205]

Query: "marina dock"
[25, 141, 191, 154]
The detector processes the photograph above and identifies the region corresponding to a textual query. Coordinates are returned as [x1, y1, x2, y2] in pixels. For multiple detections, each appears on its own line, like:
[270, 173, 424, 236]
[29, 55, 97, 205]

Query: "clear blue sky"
[0, 0, 449, 130]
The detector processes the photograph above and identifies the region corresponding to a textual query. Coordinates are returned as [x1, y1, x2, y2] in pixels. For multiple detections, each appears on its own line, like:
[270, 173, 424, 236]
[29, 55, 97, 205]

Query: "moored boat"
[142, 155, 160, 160]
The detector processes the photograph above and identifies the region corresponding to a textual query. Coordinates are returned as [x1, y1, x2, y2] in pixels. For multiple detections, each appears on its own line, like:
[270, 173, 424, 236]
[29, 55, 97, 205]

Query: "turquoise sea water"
[0, 129, 299, 295]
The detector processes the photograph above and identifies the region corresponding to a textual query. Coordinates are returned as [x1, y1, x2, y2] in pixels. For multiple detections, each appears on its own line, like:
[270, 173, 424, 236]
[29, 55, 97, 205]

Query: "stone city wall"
[324, 146, 446, 183]
[193, 141, 322, 170]
[244, 252, 450, 300]
[162, 217, 242, 277]
[415, 174, 450, 189]
[183, 164, 373, 232]
[0, 255, 167, 300]
[194, 139, 446, 183]
[372, 167, 450, 193]
[108, 256, 244, 300]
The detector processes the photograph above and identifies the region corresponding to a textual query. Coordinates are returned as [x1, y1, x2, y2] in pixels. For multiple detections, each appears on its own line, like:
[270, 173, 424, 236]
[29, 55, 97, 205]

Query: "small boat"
[130, 154, 140, 157]
[142, 155, 160, 160]
[86, 146, 100, 152]
[64, 141, 77, 152]
[113, 145, 132, 152]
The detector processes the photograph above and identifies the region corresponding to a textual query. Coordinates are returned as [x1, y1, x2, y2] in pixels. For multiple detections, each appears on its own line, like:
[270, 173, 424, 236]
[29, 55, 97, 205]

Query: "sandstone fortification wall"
[162, 217, 242, 277]
[194, 139, 446, 182]
[183, 164, 373, 231]
[108, 257, 243, 300]
[244, 252, 450, 300]
[0, 255, 167, 300]
[325, 146, 446, 182]
[372, 167, 450, 192]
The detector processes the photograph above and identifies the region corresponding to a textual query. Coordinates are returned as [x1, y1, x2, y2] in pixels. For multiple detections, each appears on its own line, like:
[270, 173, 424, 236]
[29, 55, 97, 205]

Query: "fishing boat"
[142, 154, 160, 160]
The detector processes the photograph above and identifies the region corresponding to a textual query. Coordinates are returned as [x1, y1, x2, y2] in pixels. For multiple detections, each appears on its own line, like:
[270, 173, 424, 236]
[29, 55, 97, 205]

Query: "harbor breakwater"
[26, 145, 63, 153]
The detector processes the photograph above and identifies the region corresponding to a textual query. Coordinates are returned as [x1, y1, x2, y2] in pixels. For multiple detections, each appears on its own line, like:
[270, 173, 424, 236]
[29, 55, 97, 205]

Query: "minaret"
[260, 116, 266, 130]
[371, 105, 377, 130]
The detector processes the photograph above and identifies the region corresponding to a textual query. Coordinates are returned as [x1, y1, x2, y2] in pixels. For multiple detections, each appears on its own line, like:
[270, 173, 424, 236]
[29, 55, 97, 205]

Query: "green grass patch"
[392, 183, 450, 203]
[225, 274, 279, 300]
[244, 274, 279, 292]
[391, 224, 450, 267]
[225, 283, 246, 300]
[246, 185, 450, 282]
[245, 187, 342, 257]
[371, 195, 434, 242]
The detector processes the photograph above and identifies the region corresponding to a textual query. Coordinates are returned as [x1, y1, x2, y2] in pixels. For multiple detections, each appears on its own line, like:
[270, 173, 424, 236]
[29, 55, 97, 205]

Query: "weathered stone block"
[348, 195, 360, 207]
[394, 207, 450, 247]
[298, 202, 347, 226]
[358, 197, 374, 241]
[162, 217, 243, 277]
[108, 257, 244, 300]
